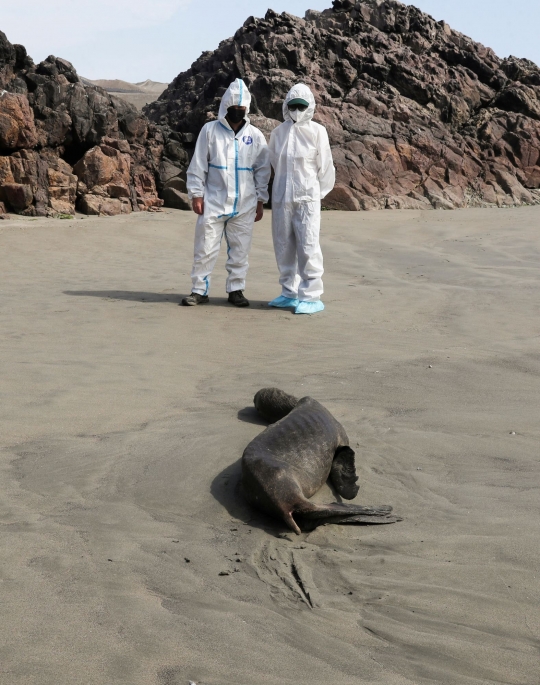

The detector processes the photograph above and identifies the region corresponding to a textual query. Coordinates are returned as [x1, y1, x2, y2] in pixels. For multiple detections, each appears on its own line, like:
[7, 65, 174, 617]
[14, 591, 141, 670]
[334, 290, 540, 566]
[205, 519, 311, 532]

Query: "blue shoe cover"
[268, 295, 300, 308]
[295, 300, 325, 315]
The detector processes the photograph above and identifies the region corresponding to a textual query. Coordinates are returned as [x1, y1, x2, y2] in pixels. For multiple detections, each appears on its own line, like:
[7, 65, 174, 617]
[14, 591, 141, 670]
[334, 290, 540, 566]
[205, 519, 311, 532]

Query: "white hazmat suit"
[186, 79, 271, 296]
[268, 84, 335, 312]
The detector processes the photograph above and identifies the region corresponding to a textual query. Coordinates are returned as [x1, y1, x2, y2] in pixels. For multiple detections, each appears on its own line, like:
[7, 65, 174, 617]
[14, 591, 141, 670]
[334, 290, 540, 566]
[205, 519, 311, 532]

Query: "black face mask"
[227, 107, 245, 124]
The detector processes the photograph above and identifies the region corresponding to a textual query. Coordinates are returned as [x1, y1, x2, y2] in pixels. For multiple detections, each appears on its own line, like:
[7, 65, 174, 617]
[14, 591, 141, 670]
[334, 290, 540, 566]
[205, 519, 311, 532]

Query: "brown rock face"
[0, 31, 165, 216]
[73, 143, 137, 213]
[78, 193, 132, 216]
[47, 159, 78, 214]
[74, 145, 131, 189]
[0, 91, 38, 150]
[2, 182, 33, 209]
[145, 0, 540, 210]
[0, 148, 79, 215]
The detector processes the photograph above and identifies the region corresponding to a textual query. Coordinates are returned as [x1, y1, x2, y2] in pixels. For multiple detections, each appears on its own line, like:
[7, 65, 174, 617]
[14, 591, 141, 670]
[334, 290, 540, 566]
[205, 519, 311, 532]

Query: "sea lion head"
[253, 388, 299, 423]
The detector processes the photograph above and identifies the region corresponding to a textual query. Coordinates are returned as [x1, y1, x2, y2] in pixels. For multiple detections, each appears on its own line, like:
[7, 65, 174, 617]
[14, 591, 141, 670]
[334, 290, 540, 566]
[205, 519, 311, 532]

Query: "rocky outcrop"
[0, 92, 38, 150]
[145, 0, 540, 210]
[0, 31, 165, 216]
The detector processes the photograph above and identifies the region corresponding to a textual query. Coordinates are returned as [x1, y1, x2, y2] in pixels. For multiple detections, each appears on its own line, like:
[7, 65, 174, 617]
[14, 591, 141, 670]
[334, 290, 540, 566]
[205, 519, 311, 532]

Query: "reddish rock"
[0, 91, 38, 150]
[107, 182, 130, 198]
[0, 148, 78, 215]
[133, 169, 164, 209]
[324, 185, 360, 211]
[1, 182, 33, 209]
[47, 157, 77, 213]
[78, 194, 132, 216]
[0, 155, 14, 185]
[73, 144, 131, 191]
[101, 136, 131, 154]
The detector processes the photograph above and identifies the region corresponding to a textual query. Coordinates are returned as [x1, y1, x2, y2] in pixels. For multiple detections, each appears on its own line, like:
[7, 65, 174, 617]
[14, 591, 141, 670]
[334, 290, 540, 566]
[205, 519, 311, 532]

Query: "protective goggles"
[288, 103, 308, 111]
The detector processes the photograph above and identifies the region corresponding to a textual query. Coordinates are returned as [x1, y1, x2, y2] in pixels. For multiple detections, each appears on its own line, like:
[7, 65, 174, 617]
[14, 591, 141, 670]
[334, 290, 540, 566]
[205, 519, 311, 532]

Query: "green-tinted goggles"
[288, 103, 308, 111]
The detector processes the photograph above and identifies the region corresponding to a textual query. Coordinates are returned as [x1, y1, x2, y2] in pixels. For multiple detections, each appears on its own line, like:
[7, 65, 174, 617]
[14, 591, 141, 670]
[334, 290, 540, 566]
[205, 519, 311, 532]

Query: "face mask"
[289, 109, 307, 123]
[227, 107, 245, 124]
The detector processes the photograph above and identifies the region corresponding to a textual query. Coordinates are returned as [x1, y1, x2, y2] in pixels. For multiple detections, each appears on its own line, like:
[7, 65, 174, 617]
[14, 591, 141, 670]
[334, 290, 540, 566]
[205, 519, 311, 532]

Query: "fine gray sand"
[1, 207, 539, 685]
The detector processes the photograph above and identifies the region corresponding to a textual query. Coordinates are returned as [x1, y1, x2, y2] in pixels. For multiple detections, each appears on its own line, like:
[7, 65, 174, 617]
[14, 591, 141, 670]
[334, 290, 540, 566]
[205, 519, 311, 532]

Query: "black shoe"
[228, 290, 250, 307]
[181, 293, 209, 306]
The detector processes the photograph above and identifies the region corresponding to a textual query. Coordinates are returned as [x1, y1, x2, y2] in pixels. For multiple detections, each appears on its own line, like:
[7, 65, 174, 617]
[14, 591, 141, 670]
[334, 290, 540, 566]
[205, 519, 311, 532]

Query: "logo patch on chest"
[242, 136, 253, 145]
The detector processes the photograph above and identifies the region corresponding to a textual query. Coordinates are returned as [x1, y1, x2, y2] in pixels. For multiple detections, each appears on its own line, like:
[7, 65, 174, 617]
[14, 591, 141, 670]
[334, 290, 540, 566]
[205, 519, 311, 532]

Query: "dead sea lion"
[242, 388, 401, 534]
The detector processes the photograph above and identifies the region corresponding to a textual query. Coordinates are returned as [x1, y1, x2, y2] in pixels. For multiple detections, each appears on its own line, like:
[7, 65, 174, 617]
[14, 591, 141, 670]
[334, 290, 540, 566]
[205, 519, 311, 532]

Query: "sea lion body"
[242, 388, 399, 533]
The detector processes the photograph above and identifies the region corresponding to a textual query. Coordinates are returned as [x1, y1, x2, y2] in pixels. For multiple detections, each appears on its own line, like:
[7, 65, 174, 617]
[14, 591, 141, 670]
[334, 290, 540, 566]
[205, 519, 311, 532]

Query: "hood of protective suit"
[218, 78, 252, 122]
[283, 83, 316, 126]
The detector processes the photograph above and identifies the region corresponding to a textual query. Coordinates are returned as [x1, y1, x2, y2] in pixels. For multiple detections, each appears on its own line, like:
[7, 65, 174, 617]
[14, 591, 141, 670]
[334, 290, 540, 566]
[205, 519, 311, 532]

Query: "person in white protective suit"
[268, 83, 335, 314]
[182, 78, 271, 307]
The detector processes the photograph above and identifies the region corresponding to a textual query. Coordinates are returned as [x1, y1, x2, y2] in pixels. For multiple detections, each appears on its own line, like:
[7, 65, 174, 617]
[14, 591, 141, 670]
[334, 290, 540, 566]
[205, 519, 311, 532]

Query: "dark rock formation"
[145, 0, 540, 210]
[0, 30, 165, 216]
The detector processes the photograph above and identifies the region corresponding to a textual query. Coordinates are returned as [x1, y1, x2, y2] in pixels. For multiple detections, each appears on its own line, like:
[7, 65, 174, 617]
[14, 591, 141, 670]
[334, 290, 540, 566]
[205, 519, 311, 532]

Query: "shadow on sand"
[211, 408, 283, 534]
[210, 453, 346, 536]
[237, 406, 268, 426]
[64, 290, 180, 303]
[64, 291, 273, 309]
[210, 457, 283, 534]
[211, 407, 346, 535]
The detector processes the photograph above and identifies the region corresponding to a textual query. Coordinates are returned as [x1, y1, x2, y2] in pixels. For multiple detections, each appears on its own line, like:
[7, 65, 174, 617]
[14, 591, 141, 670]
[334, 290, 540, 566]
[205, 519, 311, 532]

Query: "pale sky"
[1, 0, 539, 83]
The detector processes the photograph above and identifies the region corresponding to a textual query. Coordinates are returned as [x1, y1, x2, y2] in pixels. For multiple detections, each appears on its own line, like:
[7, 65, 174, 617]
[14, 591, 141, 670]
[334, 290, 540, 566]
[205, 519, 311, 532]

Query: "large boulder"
[0, 91, 38, 150]
[145, 0, 540, 210]
[162, 186, 191, 210]
[78, 194, 132, 216]
[74, 143, 137, 215]
[74, 144, 131, 190]
[1, 182, 33, 209]
[0, 148, 77, 216]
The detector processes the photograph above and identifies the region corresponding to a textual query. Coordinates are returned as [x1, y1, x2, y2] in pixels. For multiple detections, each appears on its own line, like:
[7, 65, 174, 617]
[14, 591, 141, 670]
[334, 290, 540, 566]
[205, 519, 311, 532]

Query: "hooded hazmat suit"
[268, 84, 335, 305]
[186, 79, 271, 296]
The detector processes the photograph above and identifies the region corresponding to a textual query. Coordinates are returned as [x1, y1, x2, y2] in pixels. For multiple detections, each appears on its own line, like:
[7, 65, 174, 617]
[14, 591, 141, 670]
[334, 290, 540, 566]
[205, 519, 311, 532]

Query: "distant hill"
[82, 78, 167, 110]
[135, 79, 168, 93]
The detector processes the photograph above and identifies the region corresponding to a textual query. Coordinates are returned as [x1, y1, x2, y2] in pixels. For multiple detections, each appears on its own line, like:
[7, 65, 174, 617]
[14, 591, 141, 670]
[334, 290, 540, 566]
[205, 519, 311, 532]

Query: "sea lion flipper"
[298, 513, 403, 531]
[294, 502, 400, 532]
[330, 446, 360, 500]
[280, 498, 395, 535]
[295, 501, 394, 519]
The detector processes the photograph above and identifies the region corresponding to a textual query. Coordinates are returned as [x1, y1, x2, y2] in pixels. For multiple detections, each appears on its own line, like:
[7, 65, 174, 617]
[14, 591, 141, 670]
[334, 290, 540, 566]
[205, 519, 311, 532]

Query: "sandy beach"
[1, 206, 539, 685]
